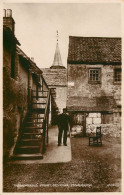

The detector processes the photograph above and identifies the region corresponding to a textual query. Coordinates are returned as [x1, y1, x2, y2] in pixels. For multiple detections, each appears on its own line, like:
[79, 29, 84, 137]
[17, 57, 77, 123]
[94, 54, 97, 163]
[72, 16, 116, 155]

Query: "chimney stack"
[6, 9, 12, 17]
[3, 9, 15, 33]
[3, 9, 6, 17]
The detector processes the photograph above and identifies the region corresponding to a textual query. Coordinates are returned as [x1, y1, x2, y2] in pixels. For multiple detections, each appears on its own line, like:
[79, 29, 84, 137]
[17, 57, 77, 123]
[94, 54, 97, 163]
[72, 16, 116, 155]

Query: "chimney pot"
[6, 9, 12, 17]
[3, 9, 6, 17]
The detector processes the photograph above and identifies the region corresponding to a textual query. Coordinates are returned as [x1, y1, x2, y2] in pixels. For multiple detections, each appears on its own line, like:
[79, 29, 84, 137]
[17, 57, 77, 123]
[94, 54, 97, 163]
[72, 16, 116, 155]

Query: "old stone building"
[67, 36, 121, 136]
[42, 40, 67, 124]
[3, 9, 51, 160]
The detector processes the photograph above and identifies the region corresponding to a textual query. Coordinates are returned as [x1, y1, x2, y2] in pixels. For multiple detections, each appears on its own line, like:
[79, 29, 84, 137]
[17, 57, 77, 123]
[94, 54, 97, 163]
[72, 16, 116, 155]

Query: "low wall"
[86, 123, 121, 137]
[86, 112, 121, 137]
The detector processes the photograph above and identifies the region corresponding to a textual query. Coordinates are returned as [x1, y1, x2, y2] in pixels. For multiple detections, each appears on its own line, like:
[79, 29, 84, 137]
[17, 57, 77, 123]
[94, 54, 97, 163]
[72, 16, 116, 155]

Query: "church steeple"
[50, 31, 65, 69]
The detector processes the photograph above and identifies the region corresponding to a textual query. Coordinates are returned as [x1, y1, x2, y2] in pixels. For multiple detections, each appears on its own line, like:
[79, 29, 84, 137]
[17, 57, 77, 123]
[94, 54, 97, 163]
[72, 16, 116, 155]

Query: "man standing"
[57, 108, 70, 146]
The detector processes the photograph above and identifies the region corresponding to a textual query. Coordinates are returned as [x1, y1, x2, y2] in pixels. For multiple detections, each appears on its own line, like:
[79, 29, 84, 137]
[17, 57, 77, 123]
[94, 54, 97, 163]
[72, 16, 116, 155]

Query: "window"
[89, 68, 101, 83]
[73, 113, 84, 125]
[101, 113, 113, 124]
[114, 68, 121, 82]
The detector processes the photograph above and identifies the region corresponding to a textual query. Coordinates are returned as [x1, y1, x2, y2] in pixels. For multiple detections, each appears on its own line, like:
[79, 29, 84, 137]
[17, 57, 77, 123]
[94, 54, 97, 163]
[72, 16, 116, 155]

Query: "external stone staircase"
[12, 90, 50, 160]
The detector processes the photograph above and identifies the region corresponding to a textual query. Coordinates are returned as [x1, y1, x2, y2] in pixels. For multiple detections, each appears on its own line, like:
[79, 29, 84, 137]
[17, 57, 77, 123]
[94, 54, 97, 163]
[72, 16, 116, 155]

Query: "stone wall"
[86, 123, 121, 138]
[18, 63, 28, 91]
[86, 112, 121, 137]
[55, 86, 67, 113]
[3, 45, 11, 74]
[42, 68, 67, 113]
[67, 64, 121, 109]
[3, 66, 28, 161]
[70, 112, 121, 138]
[3, 15, 49, 161]
[67, 63, 121, 137]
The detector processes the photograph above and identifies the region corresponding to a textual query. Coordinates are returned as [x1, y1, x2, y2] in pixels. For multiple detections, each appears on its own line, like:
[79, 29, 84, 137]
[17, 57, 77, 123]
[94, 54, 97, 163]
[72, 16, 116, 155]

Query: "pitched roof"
[67, 96, 116, 112]
[42, 68, 67, 86]
[67, 36, 121, 64]
[17, 46, 42, 74]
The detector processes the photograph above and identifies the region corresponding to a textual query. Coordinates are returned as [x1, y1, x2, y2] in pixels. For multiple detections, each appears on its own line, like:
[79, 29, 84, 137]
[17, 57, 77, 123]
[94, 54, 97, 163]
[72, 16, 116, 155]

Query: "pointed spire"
[50, 31, 65, 69]
[52, 42, 63, 66]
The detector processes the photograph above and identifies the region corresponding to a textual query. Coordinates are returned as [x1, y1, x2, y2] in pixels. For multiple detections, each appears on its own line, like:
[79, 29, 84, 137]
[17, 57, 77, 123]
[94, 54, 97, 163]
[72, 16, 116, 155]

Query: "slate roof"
[67, 96, 116, 112]
[42, 68, 67, 86]
[67, 36, 121, 64]
[17, 46, 42, 75]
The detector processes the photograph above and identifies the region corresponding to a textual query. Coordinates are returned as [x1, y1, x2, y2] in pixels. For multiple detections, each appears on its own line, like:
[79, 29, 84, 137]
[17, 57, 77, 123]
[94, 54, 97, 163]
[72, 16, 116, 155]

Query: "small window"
[101, 113, 113, 124]
[114, 68, 121, 82]
[73, 113, 84, 125]
[89, 68, 101, 83]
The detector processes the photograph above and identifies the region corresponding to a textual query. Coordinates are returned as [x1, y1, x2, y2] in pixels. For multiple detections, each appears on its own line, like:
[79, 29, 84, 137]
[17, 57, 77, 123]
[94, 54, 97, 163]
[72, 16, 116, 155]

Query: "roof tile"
[68, 36, 121, 64]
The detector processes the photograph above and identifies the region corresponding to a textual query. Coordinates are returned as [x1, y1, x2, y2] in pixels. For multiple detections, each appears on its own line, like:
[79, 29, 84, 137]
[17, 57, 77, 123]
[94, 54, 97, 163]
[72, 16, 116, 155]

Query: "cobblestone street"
[3, 126, 121, 192]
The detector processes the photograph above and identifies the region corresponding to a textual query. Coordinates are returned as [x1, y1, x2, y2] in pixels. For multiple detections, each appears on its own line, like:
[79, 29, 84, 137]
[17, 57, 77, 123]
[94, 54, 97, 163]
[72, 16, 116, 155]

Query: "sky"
[3, 2, 121, 69]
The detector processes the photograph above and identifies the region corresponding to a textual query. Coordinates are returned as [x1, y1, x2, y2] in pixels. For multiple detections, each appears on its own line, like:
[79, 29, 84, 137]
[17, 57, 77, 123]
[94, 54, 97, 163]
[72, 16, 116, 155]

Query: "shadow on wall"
[3, 67, 28, 162]
[51, 94, 59, 125]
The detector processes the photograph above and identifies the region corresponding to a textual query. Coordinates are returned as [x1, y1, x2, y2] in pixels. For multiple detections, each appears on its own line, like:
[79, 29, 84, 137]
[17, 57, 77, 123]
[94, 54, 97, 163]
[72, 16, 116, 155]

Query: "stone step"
[16, 146, 41, 154]
[32, 102, 46, 104]
[21, 139, 41, 142]
[20, 139, 42, 146]
[24, 123, 43, 127]
[19, 146, 40, 149]
[23, 132, 43, 136]
[23, 132, 42, 135]
[26, 117, 44, 119]
[24, 127, 43, 129]
[24, 125, 43, 129]
[22, 133, 43, 139]
[27, 116, 44, 118]
[28, 109, 45, 114]
[32, 96, 47, 98]
[12, 153, 43, 160]
[26, 118, 44, 123]
[25, 122, 43, 124]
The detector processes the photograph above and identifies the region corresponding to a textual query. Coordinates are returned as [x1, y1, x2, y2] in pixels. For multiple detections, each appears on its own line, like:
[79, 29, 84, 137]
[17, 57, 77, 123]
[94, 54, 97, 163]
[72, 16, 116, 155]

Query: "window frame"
[88, 68, 101, 84]
[114, 68, 121, 84]
[101, 112, 113, 124]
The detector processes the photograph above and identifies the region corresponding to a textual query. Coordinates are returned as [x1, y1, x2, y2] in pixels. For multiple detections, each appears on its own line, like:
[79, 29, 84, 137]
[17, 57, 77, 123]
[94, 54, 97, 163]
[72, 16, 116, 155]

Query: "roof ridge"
[69, 36, 121, 39]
